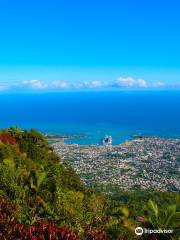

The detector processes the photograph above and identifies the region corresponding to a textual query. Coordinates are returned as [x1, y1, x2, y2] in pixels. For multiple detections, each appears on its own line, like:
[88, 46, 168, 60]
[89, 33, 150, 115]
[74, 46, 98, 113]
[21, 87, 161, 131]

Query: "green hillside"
[0, 128, 179, 240]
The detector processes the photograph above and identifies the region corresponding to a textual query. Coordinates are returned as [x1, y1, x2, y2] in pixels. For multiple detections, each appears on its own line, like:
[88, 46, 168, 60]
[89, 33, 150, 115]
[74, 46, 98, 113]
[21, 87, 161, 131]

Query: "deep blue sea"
[0, 91, 180, 145]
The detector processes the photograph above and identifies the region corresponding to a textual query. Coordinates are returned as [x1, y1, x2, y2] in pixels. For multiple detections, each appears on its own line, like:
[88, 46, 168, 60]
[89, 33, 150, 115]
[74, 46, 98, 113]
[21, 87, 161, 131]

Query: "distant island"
[45, 132, 85, 144]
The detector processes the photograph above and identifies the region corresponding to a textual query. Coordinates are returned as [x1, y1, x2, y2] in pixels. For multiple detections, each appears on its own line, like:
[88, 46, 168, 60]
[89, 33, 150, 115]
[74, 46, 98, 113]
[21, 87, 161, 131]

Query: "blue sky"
[0, 0, 180, 91]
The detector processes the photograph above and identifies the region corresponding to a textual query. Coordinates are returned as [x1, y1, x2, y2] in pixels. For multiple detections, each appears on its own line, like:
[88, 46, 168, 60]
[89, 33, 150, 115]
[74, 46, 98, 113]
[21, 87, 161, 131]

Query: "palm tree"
[145, 200, 180, 240]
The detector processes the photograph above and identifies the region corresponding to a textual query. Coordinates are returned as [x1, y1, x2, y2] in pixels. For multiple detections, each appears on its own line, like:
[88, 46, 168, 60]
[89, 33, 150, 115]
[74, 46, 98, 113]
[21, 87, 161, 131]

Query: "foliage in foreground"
[0, 199, 106, 240]
[0, 127, 179, 240]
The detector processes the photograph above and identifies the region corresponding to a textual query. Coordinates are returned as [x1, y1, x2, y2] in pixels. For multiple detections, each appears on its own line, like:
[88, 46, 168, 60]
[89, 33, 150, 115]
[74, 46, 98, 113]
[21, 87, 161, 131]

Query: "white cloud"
[71, 82, 84, 89]
[52, 81, 71, 89]
[116, 77, 148, 88]
[151, 81, 165, 88]
[0, 85, 9, 91]
[3, 77, 170, 91]
[22, 80, 48, 89]
[116, 77, 136, 87]
[83, 80, 105, 88]
[137, 79, 148, 87]
[90, 81, 104, 88]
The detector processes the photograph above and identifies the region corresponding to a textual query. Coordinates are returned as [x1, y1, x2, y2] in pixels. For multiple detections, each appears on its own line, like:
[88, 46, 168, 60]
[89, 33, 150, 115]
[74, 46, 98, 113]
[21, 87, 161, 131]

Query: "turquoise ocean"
[0, 91, 180, 145]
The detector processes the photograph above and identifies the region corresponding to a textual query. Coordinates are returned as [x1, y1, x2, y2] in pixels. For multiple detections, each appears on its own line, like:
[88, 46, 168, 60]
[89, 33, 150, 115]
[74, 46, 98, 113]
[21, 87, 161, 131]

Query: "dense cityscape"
[53, 136, 180, 193]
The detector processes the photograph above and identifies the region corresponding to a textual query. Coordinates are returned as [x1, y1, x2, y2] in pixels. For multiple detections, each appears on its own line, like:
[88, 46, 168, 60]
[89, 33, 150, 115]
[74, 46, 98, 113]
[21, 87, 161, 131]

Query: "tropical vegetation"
[0, 127, 179, 239]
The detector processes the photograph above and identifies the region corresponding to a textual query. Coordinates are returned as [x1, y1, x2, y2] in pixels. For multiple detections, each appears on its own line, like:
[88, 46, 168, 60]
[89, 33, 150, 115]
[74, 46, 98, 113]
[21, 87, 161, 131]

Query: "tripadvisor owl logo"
[135, 227, 174, 236]
[135, 227, 144, 236]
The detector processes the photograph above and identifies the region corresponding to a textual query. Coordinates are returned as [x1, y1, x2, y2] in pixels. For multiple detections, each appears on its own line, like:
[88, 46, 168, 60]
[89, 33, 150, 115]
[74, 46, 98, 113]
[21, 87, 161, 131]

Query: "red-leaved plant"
[84, 227, 106, 240]
[0, 199, 78, 240]
[0, 199, 107, 240]
[0, 132, 17, 145]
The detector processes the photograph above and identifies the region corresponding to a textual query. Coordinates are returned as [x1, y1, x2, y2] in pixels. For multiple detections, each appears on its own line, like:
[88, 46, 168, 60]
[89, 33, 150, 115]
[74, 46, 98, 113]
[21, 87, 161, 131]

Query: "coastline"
[45, 133, 85, 144]
[45, 132, 180, 146]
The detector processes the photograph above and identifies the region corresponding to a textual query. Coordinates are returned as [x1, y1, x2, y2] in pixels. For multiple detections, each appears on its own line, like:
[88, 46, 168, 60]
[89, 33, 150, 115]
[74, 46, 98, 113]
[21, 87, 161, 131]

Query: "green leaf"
[148, 199, 158, 218]
[119, 207, 129, 218]
[3, 158, 15, 168]
[36, 171, 46, 188]
[165, 211, 180, 229]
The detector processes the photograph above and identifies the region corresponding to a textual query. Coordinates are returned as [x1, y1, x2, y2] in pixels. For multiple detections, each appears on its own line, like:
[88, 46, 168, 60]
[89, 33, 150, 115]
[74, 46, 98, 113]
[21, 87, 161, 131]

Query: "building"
[102, 135, 112, 146]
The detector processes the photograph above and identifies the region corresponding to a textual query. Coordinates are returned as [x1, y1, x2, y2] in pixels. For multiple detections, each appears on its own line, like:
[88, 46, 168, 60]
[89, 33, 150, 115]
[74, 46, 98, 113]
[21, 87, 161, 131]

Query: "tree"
[145, 200, 180, 240]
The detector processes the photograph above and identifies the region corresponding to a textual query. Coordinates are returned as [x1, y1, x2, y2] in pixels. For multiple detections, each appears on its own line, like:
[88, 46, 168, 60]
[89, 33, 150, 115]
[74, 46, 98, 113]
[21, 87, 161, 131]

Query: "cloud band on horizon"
[0, 77, 178, 92]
